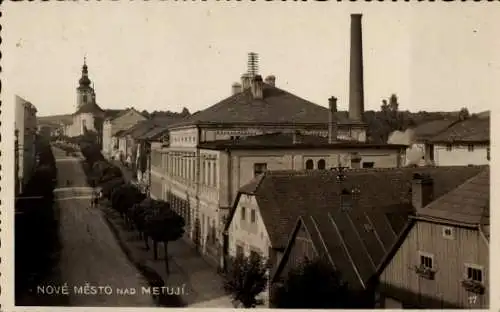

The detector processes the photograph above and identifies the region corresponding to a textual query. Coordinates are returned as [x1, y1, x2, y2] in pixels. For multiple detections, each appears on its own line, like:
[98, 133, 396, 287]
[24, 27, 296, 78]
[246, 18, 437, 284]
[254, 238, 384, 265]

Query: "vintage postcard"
[1, 1, 498, 311]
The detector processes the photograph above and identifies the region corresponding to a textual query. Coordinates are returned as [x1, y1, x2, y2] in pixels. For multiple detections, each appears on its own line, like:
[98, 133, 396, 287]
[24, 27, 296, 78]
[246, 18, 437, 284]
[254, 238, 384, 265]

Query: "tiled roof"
[263, 166, 486, 290]
[199, 132, 407, 150]
[37, 114, 73, 125]
[229, 166, 485, 250]
[136, 125, 169, 140]
[170, 83, 358, 128]
[74, 102, 105, 115]
[417, 168, 489, 226]
[104, 109, 126, 119]
[105, 108, 147, 121]
[411, 119, 459, 141]
[429, 117, 490, 143]
[120, 116, 181, 139]
[122, 120, 157, 139]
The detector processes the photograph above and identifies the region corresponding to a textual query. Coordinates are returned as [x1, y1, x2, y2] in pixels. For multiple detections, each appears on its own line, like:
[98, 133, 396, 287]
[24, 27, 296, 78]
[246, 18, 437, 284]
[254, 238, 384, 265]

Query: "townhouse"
[427, 116, 490, 166]
[102, 107, 148, 158]
[378, 168, 489, 309]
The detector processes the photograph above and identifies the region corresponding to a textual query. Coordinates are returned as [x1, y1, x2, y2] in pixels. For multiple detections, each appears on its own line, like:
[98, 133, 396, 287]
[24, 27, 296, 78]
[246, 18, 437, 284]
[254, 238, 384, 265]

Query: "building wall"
[15, 96, 37, 193]
[170, 127, 199, 148]
[227, 194, 271, 259]
[433, 143, 489, 166]
[103, 109, 147, 155]
[102, 121, 113, 156]
[198, 126, 367, 143]
[380, 221, 489, 308]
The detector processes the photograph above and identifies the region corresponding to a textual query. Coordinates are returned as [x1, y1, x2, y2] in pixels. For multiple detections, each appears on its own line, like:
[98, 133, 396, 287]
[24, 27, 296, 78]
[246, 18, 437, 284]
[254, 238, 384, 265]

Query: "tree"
[224, 252, 269, 308]
[144, 202, 185, 273]
[100, 177, 125, 199]
[129, 199, 156, 249]
[111, 184, 145, 224]
[271, 258, 355, 309]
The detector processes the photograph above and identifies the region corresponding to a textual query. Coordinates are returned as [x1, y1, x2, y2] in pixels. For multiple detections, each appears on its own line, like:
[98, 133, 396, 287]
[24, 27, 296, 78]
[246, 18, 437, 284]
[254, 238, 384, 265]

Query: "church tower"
[76, 57, 96, 110]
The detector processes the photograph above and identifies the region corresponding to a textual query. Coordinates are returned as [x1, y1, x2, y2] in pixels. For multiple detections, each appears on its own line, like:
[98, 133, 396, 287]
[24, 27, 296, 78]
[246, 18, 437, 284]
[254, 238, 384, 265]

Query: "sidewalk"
[101, 204, 232, 307]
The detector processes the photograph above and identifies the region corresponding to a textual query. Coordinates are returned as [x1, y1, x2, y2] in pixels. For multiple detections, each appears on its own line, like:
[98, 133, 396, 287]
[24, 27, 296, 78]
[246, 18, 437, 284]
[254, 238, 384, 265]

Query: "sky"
[3, 2, 499, 117]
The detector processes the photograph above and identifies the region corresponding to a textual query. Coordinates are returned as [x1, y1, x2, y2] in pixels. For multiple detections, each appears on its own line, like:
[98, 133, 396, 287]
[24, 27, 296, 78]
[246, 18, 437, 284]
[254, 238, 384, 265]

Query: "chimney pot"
[232, 82, 242, 95]
[265, 75, 276, 87]
[411, 173, 434, 209]
[328, 96, 338, 143]
[241, 74, 252, 90]
[251, 75, 264, 100]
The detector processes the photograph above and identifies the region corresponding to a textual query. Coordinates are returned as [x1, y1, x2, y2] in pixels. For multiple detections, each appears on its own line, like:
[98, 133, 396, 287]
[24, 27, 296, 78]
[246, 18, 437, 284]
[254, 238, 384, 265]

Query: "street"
[48, 147, 155, 307]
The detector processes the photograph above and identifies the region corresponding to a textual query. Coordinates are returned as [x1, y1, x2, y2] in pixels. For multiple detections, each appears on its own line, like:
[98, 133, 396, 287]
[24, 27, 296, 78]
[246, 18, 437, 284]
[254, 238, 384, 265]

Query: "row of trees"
[74, 136, 186, 276]
[15, 137, 61, 304]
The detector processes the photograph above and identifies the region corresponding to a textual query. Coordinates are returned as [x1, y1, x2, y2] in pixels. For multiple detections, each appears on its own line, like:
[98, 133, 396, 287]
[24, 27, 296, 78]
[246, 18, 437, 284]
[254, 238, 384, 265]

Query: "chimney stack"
[328, 96, 338, 143]
[265, 75, 276, 87]
[348, 14, 365, 122]
[232, 82, 242, 95]
[350, 152, 362, 169]
[241, 73, 252, 90]
[411, 173, 434, 209]
[251, 75, 264, 100]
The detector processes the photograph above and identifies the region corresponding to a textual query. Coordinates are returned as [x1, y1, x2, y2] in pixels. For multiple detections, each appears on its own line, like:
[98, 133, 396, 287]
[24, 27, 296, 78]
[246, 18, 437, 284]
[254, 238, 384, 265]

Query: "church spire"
[79, 57, 91, 87]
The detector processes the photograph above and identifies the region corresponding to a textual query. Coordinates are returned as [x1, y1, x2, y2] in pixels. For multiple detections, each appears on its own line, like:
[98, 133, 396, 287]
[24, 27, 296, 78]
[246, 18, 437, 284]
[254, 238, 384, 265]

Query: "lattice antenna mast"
[247, 52, 259, 78]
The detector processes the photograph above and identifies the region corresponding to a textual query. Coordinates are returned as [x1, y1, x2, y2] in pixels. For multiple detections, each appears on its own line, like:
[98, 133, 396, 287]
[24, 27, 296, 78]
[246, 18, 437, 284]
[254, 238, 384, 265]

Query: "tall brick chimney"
[411, 173, 434, 209]
[251, 75, 264, 99]
[328, 96, 338, 143]
[348, 14, 364, 122]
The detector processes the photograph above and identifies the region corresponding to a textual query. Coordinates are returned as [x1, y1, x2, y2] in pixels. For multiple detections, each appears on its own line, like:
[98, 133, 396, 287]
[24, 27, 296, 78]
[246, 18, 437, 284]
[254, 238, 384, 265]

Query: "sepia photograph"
[2, 2, 498, 310]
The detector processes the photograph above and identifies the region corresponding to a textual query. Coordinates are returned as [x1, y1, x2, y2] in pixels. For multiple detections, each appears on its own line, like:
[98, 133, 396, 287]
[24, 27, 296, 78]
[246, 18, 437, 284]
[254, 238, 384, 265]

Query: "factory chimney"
[348, 14, 365, 122]
[328, 96, 338, 143]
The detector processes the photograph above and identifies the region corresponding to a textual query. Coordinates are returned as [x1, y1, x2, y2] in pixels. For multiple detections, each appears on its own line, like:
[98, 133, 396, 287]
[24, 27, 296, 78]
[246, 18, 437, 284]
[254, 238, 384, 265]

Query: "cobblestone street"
[29, 148, 156, 307]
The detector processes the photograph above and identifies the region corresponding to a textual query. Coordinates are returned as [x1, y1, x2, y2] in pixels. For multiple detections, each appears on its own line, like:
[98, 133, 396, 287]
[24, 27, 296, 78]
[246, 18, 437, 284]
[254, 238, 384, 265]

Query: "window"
[419, 252, 434, 269]
[362, 162, 375, 168]
[442, 226, 454, 239]
[241, 206, 246, 221]
[487, 147, 490, 161]
[467, 144, 475, 152]
[465, 264, 483, 283]
[305, 159, 314, 170]
[82, 94, 88, 103]
[446, 144, 452, 151]
[317, 159, 326, 170]
[340, 189, 352, 212]
[253, 163, 267, 177]
[250, 209, 256, 223]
